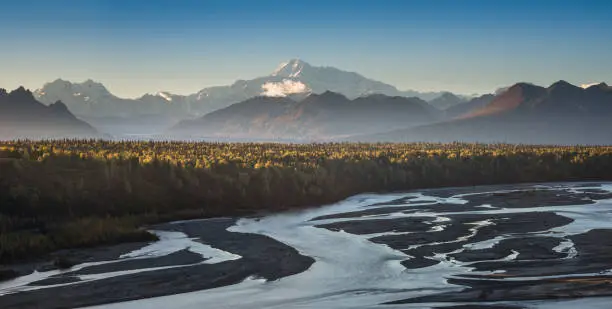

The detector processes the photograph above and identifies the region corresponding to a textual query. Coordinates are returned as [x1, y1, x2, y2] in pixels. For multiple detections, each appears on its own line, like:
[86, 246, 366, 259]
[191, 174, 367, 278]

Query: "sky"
[1, 0, 612, 97]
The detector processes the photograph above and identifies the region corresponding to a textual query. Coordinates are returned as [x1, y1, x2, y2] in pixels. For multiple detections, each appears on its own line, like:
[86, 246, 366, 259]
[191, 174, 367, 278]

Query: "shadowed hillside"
[355, 81, 612, 144]
[170, 92, 441, 140]
[0, 87, 98, 140]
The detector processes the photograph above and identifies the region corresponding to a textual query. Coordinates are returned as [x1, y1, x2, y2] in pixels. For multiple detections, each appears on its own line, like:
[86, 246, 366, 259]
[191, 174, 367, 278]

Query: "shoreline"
[1, 180, 608, 275]
[3, 141, 612, 266]
[2, 182, 612, 308]
[0, 218, 314, 309]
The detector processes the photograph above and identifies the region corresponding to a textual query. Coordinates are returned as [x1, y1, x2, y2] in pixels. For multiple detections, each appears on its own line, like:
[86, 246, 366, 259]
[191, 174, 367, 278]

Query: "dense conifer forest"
[1, 140, 612, 263]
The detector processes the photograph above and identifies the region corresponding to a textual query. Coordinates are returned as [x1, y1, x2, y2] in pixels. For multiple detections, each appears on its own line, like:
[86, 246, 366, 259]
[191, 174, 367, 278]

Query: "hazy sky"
[2, 0, 611, 97]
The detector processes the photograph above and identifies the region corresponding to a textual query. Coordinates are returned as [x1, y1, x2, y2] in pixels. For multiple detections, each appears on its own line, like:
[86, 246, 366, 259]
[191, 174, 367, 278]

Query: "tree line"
[1, 140, 611, 263]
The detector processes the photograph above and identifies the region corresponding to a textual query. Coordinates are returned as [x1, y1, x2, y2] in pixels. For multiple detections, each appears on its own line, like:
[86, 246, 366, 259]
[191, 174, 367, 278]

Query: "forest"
[1, 140, 612, 264]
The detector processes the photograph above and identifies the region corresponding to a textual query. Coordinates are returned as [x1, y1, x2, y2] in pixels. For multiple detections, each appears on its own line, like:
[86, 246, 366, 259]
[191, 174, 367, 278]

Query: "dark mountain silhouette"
[0, 87, 97, 139]
[170, 92, 441, 140]
[34, 79, 189, 137]
[444, 94, 495, 118]
[427, 92, 466, 110]
[355, 81, 612, 144]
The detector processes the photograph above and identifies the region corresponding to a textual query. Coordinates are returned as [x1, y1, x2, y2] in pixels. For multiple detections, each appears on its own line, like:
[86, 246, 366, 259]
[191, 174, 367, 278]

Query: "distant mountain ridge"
[444, 94, 495, 119]
[170, 91, 441, 140]
[9, 78, 612, 144]
[33, 59, 456, 122]
[27, 61, 612, 144]
[185, 59, 455, 115]
[0, 87, 97, 139]
[464, 80, 612, 118]
[356, 81, 612, 144]
[427, 92, 467, 110]
[34, 79, 190, 118]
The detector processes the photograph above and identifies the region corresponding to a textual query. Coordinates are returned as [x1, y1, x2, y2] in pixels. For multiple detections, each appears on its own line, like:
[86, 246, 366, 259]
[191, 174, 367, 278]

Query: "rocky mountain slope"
[0, 87, 98, 139]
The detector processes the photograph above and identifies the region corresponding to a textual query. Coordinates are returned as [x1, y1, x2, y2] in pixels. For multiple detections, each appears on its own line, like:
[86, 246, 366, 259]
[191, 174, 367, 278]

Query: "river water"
[4, 182, 612, 308]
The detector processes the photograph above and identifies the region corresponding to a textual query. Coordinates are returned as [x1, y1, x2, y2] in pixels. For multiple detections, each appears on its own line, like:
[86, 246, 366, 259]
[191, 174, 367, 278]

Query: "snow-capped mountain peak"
[31, 59, 455, 119]
[35, 78, 111, 99]
[80, 79, 107, 90]
[271, 58, 310, 78]
[34, 79, 104, 107]
[156, 92, 174, 102]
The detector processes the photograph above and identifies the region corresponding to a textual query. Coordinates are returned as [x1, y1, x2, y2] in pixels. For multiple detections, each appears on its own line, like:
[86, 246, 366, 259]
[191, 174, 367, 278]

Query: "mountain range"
[357, 81, 612, 144]
[5, 58, 611, 144]
[169, 79, 612, 144]
[33, 59, 456, 135]
[0, 87, 97, 140]
[170, 91, 441, 140]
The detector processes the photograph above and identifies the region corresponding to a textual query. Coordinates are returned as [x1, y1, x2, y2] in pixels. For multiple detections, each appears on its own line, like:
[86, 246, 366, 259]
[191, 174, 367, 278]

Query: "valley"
[2, 183, 612, 308]
[4, 1, 612, 308]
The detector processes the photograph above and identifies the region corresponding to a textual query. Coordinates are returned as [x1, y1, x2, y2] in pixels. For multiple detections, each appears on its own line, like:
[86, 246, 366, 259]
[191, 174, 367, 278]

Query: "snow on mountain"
[34, 79, 118, 117]
[35, 79, 111, 104]
[0, 86, 98, 139]
[268, 59, 400, 97]
[33, 59, 456, 119]
[581, 82, 604, 89]
[156, 92, 174, 102]
[34, 79, 190, 119]
[271, 59, 308, 78]
[185, 58, 440, 115]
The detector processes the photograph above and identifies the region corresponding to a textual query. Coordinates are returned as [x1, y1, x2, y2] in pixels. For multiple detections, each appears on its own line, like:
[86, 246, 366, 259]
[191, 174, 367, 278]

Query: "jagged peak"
[4, 86, 40, 105]
[271, 58, 311, 77]
[79, 79, 107, 89]
[43, 78, 107, 89]
[287, 58, 307, 66]
[10, 86, 32, 96]
[43, 78, 73, 88]
[549, 80, 581, 90]
[38, 78, 112, 99]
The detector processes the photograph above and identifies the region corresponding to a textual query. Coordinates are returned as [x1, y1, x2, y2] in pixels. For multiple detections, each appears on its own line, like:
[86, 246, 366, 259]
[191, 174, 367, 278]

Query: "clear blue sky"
[2, 0, 611, 97]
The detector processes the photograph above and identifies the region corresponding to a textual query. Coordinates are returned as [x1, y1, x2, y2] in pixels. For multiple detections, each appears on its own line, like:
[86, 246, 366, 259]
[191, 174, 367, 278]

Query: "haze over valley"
[31, 59, 458, 137]
[0, 59, 606, 144]
[4, 1, 612, 309]
[0, 58, 605, 143]
[0, 87, 97, 139]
